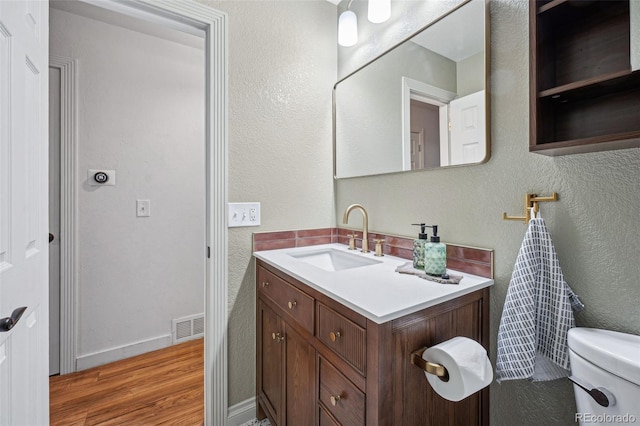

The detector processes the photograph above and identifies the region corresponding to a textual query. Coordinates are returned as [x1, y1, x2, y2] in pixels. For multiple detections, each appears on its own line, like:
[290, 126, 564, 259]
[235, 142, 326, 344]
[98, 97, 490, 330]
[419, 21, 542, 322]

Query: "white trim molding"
[76, 334, 172, 371]
[227, 397, 258, 426]
[49, 55, 78, 376]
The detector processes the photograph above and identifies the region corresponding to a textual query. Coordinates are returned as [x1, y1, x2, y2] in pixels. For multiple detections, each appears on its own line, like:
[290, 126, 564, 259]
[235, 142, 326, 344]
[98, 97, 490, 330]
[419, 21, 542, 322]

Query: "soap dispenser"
[412, 223, 429, 270]
[424, 225, 447, 276]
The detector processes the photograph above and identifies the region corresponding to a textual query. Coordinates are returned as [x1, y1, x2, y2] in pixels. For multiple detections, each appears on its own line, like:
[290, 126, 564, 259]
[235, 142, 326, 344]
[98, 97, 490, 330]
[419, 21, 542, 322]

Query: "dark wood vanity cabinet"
[529, 0, 640, 155]
[257, 271, 315, 425]
[256, 259, 490, 425]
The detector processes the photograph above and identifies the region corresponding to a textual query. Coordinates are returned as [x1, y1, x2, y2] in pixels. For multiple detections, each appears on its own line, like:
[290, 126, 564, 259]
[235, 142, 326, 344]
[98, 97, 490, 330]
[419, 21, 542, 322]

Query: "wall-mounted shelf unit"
[529, 0, 640, 156]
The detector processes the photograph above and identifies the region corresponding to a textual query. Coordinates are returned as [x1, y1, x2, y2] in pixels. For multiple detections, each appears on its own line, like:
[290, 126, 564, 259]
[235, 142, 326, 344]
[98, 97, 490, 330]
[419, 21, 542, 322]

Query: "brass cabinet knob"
[330, 394, 342, 406]
[329, 331, 341, 342]
[288, 300, 297, 309]
[262, 281, 269, 287]
[271, 332, 284, 343]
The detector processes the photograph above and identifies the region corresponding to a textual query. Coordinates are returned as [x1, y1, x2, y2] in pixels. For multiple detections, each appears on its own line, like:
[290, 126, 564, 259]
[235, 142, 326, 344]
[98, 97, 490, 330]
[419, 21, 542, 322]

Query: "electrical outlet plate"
[228, 202, 261, 227]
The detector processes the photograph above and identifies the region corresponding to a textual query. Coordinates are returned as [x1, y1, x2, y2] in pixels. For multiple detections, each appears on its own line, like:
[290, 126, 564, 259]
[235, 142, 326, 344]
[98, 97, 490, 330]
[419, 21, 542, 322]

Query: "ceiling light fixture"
[338, 0, 358, 47]
[368, 0, 390, 23]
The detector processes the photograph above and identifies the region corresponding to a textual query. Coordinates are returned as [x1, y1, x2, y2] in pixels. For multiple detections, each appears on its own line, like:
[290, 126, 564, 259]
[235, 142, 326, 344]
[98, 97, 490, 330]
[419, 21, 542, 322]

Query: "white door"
[410, 130, 424, 170]
[0, 1, 50, 425]
[449, 90, 486, 166]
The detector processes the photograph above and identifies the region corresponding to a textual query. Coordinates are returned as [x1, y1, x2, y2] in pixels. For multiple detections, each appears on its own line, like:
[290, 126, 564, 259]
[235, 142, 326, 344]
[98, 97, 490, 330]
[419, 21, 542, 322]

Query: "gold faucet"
[342, 204, 369, 253]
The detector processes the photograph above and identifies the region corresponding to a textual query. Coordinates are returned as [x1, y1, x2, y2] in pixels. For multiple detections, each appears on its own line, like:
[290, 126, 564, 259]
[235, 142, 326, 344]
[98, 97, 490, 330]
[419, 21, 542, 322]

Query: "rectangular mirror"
[334, 0, 489, 179]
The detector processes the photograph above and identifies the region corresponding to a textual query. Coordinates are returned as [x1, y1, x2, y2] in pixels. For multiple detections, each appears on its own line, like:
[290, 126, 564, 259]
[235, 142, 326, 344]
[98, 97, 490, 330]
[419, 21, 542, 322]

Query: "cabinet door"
[258, 300, 284, 424]
[284, 324, 315, 425]
[389, 296, 488, 425]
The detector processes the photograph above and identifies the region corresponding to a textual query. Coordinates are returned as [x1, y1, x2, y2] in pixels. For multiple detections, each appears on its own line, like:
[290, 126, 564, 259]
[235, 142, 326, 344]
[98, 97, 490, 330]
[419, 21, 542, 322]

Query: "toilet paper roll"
[423, 336, 493, 402]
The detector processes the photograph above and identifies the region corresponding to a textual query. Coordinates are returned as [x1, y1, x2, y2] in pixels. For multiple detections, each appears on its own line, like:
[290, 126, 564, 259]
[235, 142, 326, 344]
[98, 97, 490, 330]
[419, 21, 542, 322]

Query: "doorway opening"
[47, 1, 228, 424]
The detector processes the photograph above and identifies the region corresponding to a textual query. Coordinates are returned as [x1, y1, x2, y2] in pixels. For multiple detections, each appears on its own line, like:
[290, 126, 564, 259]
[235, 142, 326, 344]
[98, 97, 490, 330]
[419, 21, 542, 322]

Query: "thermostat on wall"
[87, 169, 116, 186]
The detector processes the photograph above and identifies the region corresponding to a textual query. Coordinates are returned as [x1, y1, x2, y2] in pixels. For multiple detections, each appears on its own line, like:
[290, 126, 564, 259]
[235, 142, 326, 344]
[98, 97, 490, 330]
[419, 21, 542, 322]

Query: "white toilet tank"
[568, 328, 640, 425]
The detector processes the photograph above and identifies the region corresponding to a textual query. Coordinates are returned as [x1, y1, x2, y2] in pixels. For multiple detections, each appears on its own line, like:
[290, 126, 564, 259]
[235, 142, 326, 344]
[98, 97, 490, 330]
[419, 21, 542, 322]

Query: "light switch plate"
[228, 202, 261, 227]
[136, 199, 150, 217]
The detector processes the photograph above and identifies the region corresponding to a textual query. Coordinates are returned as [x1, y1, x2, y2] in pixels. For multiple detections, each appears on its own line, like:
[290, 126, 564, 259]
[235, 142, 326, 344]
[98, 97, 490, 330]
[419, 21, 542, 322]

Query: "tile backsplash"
[253, 228, 493, 279]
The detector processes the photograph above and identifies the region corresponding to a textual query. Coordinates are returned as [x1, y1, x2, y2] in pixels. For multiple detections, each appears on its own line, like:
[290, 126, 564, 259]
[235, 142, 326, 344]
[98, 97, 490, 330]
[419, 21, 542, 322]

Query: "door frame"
[48, 55, 78, 376]
[401, 76, 456, 170]
[51, 1, 229, 424]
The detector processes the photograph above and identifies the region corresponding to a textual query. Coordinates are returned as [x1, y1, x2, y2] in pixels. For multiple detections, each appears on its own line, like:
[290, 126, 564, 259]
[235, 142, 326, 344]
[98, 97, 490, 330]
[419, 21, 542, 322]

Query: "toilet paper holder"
[411, 347, 450, 382]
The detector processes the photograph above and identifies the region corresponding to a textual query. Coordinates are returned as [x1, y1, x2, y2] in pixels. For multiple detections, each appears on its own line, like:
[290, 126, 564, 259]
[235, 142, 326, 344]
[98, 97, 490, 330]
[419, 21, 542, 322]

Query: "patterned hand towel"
[496, 217, 584, 383]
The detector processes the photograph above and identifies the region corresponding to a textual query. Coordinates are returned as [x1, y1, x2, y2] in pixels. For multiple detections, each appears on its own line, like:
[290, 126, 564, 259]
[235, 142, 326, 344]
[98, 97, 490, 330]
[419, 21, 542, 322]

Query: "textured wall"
[336, 0, 640, 425]
[50, 9, 205, 362]
[201, 0, 337, 405]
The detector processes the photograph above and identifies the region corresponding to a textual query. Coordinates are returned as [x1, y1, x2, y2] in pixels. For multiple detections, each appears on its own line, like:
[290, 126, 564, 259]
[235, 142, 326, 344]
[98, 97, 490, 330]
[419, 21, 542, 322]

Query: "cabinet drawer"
[317, 303, 366, 373]
[319, 405, 339, 426]
[319, 356, 365, 426]
[257, 266, 314, 333]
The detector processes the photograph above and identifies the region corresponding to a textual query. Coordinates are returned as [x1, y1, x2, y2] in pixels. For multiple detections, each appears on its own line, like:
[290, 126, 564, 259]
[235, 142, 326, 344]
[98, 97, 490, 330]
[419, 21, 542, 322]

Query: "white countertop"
[254, 243, 493, 324]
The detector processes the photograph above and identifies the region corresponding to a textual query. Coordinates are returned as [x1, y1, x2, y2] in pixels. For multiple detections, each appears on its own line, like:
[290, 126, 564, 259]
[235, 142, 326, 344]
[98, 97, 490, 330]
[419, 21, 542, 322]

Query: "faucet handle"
[373, 239, 385, 257]
[347, 233, 357, 250]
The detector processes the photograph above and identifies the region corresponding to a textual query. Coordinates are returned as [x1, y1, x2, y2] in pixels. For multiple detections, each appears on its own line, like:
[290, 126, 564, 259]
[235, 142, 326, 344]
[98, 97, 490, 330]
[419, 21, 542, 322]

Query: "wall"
[336, 0, 640, 425]
[201, 0, 337, 405]
[50, 9, 206, 367]
[457, 51, 484, 96]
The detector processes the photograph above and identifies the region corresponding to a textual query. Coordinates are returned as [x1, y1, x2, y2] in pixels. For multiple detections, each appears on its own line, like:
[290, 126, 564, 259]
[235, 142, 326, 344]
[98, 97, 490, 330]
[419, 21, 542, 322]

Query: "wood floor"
[50, 338, 204, 426]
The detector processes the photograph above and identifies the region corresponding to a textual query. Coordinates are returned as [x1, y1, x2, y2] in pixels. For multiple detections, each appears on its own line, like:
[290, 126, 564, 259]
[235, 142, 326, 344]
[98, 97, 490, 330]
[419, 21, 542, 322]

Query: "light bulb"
[338, 10, 358, 47]
[368, 0, 390, 23]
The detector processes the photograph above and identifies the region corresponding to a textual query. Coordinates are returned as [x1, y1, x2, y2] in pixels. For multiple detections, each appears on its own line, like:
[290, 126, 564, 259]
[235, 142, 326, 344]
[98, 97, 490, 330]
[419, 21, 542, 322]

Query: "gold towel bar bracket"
[502, 192, 559, 224]
[410, 347, 450, 382]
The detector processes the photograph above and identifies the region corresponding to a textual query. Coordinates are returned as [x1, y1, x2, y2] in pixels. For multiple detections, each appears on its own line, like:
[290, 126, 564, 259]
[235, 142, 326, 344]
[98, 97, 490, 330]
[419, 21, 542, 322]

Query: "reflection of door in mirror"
[449, 90, 485, 166]
[410, 130, 424, 169]
[402, 78, 456, 171]
[410, 100, 440, 169]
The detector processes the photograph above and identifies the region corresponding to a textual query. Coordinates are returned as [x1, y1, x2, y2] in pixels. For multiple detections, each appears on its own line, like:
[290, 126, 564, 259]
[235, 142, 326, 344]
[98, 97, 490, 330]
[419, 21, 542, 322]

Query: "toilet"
[568, 328, 640, 425]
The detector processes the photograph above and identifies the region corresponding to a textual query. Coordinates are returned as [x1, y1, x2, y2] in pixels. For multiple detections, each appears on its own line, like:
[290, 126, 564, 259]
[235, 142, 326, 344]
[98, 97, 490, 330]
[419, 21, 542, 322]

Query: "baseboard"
[76, 334, 172, 371]
[228, 397, 257, 426]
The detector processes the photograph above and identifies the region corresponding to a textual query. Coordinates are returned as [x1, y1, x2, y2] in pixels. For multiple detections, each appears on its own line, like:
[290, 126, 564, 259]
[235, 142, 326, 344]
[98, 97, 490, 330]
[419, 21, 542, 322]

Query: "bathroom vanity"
[254, 243, 493, 425]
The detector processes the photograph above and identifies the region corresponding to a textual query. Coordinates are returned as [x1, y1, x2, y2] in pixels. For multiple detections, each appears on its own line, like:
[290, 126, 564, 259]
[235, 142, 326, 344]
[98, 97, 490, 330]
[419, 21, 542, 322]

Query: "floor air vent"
[172, 313, 205, 344]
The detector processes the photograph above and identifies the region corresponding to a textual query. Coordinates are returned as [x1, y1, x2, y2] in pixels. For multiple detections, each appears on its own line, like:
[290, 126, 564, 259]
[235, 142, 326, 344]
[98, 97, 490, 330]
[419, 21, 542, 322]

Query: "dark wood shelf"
[537, 0, 569, 14]
[530, 131, 640, 156]
[529, 0, 640, 155]
[538, 69, 640, 100]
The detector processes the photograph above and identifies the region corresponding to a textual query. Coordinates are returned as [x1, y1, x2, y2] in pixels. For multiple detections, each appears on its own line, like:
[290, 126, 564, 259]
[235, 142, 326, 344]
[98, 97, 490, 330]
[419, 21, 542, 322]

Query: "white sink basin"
[288, 248, 381, 272]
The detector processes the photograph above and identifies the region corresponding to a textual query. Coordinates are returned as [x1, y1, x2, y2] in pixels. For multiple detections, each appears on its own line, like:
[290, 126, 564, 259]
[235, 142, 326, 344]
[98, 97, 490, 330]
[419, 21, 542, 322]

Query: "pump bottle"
[411, 223, 428, 270]
[424, 225, 447, 276]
